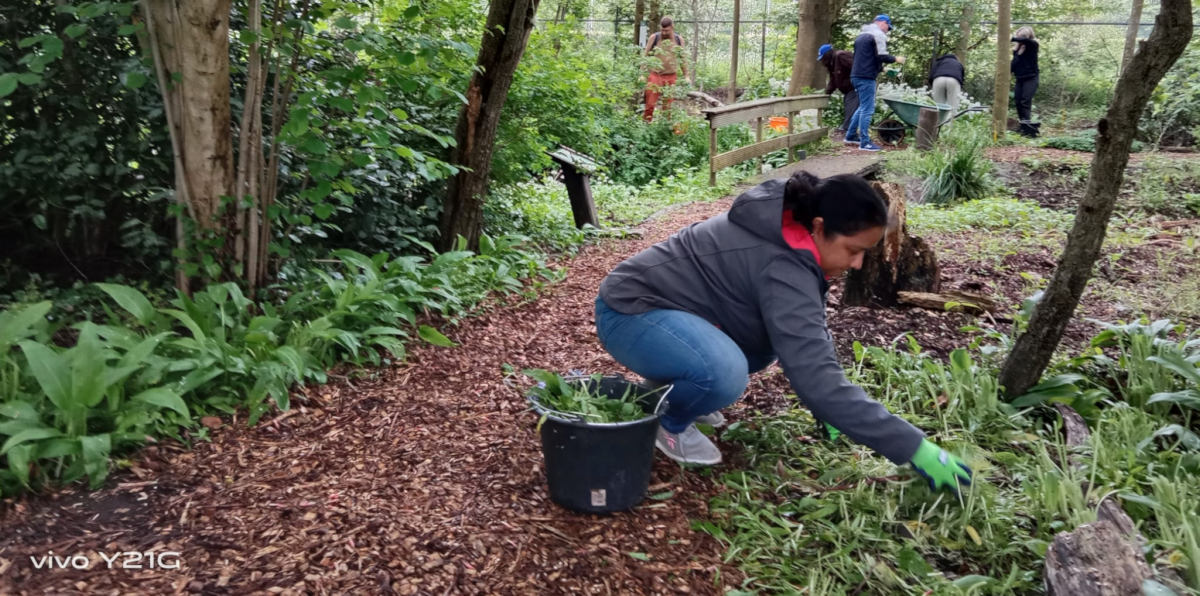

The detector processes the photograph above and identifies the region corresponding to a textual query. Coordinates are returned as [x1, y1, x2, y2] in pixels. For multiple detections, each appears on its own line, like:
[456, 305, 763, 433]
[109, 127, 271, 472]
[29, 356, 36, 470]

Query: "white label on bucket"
[590, 489, 607, 507]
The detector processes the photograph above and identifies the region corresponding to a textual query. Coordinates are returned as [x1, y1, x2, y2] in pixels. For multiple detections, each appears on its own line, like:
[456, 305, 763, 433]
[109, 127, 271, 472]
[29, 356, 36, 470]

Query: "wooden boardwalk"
[743, 152, 882, 186]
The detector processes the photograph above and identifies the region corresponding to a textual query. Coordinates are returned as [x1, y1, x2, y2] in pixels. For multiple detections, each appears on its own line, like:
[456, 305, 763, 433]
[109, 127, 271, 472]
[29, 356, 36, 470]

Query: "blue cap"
[875, 14, 892, 28]
[817, 44, 832, 61]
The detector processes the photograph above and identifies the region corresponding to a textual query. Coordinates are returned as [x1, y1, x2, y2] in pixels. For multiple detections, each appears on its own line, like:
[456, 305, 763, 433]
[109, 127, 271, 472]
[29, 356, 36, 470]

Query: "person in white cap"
[845, 15, 905, 152]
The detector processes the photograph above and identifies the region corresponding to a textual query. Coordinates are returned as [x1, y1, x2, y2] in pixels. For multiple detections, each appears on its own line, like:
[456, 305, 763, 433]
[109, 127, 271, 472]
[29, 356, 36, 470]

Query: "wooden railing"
[702, 94, 829, 185]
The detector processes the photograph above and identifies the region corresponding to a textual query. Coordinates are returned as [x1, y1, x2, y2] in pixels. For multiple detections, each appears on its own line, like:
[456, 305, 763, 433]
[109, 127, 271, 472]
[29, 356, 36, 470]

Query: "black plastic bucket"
[528, 375, 670, 514]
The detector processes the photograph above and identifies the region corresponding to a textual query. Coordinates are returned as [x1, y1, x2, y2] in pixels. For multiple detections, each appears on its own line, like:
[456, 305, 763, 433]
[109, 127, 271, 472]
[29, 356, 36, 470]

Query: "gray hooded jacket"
[598, 178, 925, 463]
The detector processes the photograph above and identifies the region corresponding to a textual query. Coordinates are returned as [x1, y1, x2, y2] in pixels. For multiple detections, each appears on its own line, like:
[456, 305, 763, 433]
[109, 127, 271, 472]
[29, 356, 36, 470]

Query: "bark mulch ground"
[0, 199, 745, 595]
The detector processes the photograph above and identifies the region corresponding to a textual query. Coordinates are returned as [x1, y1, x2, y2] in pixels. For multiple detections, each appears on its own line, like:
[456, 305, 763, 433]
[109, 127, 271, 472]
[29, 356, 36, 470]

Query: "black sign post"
[548, 146, 600, 229]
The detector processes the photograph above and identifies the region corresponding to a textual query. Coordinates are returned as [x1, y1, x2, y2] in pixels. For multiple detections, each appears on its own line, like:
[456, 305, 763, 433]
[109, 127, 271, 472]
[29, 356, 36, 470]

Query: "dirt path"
[0, 199, 755, 595]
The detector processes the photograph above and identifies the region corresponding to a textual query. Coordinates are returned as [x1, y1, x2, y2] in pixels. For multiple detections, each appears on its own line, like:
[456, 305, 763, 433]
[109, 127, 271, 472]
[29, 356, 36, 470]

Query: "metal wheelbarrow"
[874, 96, 986, 143]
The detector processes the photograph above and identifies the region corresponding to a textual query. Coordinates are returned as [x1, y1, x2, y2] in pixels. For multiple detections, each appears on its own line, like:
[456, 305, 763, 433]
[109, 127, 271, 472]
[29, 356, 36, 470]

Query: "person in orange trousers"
[643, 17, 687, 122]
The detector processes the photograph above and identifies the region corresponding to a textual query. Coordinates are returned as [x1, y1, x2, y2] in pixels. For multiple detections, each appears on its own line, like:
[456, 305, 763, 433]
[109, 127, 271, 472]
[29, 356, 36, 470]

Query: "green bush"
[916, 129, 998, 205]
[1040, 129, 1146, 153]
[1140, 40, 1200, 148]
[0, 237, 559, 496]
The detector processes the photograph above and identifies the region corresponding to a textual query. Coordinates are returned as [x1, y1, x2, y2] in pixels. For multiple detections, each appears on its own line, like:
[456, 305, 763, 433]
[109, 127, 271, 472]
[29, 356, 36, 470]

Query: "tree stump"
[1044, 520, 1153, 595]
[843, 182, 940, 306]
[916, 107, 940, 150]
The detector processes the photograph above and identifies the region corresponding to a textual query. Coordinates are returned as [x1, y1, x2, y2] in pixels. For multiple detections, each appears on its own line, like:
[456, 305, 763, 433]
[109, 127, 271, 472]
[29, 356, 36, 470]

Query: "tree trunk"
[787, 0, 843, 95]
[439, 0, 542, 251]
[633, 0, 644, 46]
[1121, 0, 1145, 72]
[648, 0, 660, 37]
[689, 0, 699, 84]
[956, 4, 973, 62]
[997, 0, 1192, 397]
[143, 0, 235, 288]
[843, 182, 940, 306]
[728, 0, 740, 103]
[991, 0, 1012, 140]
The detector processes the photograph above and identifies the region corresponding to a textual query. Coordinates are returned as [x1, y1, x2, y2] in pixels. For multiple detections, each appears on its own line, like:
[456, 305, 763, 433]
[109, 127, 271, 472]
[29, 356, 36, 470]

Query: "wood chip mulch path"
[0, 198, 767, 596]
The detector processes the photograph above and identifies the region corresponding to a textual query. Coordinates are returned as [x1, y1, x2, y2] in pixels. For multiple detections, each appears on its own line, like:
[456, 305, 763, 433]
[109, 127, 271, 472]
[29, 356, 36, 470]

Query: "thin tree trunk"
[1122, 0, 1145, 72]
[633, 0, 644, 46]
[729, 0, 740, 103]
[997, 0, 1192, 397]
[957, 3, 973, 62]
[439, 0, 542, 251]
[690, 0, 699, 84]
[648, 0, 660, 37]
[787, 0, 844, 95]
[991, 0, 1012, 140]
[238, 0, 269, 291]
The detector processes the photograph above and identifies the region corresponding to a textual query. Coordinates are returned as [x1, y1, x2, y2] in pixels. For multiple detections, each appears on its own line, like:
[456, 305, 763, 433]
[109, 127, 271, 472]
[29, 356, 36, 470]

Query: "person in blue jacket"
[846, 15, 906, 152]
[594, 171, 973, 497]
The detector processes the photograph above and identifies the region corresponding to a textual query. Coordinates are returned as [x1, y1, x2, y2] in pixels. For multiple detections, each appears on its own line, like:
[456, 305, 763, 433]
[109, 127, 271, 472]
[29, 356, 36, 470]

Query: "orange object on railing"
[768, 116, 789, 132]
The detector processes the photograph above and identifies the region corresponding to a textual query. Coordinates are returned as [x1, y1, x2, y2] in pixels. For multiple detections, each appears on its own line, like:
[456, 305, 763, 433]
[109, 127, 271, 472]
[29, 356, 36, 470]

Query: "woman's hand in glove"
[909, 439, 972, 497]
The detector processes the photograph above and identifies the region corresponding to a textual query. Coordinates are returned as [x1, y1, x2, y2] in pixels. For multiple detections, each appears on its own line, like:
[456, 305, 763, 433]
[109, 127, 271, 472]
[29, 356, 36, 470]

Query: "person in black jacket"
[818, 44, 858, 135]
[1011, 26, 1039, 133]
[928, 53, 965, 128]
[846, 15, 906, 152]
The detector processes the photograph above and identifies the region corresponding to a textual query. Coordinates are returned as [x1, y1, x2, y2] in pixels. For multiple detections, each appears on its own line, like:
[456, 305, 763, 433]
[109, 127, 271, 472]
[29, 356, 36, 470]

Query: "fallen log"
[686, 91, 724, 108]
[896, 290, 998, 314]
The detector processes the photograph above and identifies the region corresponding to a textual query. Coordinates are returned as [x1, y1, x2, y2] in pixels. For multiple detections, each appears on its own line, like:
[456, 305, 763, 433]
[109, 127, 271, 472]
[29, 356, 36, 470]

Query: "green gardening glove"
[909, 439, 973, 498]
[819, 421, 843, 442]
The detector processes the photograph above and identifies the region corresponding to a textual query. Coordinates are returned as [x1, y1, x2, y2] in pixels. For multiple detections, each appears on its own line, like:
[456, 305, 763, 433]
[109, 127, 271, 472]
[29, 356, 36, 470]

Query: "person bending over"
[594, 171, 972, 497]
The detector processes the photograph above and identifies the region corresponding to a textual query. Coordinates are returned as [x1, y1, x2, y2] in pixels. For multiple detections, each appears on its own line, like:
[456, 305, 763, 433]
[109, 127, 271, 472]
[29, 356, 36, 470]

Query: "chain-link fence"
[568, 11, 1183, 110]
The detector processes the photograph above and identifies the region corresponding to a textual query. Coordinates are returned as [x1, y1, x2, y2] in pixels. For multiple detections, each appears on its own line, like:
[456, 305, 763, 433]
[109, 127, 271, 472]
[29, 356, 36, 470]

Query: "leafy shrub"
[0, 237, 559, 496]
[1127, 156, 1200, 217]
[915, 131, 997, 205]
[1040, 129, 1145, 153]
[1139, 40, 1200, 148]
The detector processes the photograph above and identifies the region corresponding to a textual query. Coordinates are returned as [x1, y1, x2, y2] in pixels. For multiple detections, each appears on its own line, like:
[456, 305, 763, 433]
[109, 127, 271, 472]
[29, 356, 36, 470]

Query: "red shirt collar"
[781, 210, 827, 277]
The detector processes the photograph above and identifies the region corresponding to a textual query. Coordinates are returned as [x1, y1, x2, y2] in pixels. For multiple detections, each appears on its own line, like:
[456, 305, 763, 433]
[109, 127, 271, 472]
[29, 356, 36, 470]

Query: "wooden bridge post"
[787, 111, 796, 162]
[755, 116, 763, 173]
[709, 126, 717, 186]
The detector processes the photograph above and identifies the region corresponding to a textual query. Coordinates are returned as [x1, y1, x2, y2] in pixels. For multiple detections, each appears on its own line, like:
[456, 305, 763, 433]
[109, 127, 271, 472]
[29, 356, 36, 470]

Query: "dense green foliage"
[0, 235, 558, 495]
[0, 1, 172, 286]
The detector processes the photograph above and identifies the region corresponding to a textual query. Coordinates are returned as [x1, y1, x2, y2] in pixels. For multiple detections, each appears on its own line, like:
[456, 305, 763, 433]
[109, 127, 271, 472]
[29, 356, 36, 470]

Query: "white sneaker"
[656, 424, 722, 465]
[694, 411, 727, 428]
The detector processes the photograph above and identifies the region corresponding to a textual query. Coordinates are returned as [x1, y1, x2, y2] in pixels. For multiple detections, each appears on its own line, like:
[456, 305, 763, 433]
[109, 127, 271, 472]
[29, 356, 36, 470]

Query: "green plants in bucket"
[525, 371, 671, 513]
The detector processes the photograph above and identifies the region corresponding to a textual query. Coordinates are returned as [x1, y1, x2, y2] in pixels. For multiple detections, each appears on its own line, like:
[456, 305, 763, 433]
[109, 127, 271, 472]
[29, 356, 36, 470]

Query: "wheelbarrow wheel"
[876, 119, 906, 144]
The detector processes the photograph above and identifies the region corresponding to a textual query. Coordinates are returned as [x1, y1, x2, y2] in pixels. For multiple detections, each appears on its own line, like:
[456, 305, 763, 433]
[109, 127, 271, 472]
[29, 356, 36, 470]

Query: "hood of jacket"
[859, 23, 887, 54]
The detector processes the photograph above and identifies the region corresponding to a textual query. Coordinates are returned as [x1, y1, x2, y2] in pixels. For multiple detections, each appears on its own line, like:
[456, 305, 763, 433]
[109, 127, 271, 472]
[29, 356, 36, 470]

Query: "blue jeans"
[846, 77, 877, 147]
[595, 297, 775, 433]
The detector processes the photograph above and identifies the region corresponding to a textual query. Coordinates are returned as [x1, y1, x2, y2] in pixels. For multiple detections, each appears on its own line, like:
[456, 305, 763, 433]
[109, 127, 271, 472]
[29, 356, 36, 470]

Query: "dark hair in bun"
[783, 171, 887, 237]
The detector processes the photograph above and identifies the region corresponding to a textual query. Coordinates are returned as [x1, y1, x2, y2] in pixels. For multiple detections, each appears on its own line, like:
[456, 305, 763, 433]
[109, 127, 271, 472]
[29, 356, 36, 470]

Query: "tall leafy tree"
[998, 0, 1193, 397]
[439, 0, 542, 251]
[787, 0, 846, 94]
